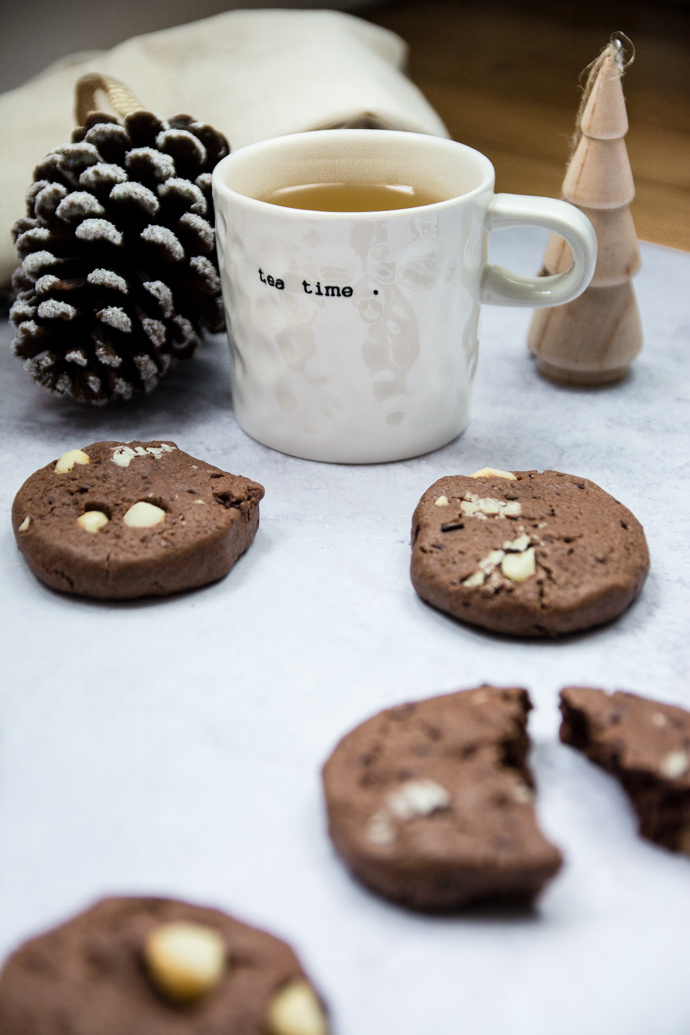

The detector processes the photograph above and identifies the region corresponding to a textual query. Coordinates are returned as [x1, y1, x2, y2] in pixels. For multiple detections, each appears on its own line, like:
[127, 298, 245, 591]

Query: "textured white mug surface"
[213, 131, 596, 463]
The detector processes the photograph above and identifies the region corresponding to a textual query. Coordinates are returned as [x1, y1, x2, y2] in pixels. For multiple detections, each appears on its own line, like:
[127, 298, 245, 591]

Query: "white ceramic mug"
[213, 130, 596, 463]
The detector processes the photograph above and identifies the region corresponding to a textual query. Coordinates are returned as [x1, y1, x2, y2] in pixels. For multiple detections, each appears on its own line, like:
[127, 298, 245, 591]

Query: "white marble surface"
[1, 229, 689, 1035]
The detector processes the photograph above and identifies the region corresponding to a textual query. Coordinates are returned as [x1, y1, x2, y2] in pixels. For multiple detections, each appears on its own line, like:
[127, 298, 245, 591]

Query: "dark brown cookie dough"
[0, 896, 329, 1035]
[322, 686, 563, 911]
[560, 686, 690, 853]
[410, 468, 649, 637]
[11, 440, 264, 599]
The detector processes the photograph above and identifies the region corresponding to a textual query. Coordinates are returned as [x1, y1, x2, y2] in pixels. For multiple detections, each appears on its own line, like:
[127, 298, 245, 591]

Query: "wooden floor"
[365, 0, 690, 250]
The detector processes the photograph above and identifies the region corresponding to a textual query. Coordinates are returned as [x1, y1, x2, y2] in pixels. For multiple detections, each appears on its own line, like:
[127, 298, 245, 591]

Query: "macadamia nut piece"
[76, 511, 109, 533]
[469, 467, 516, 480]
[267, 981, 329, 1035]
[123, 501, 166, 528]
[55, 449, 90, 474]
[502, 547, 536, 582]
[143, 921, 226, 1003]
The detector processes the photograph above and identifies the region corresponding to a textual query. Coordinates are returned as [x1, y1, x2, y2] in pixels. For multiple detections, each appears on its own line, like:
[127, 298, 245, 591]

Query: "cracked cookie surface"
[560, 686, 690, 852]
[411, 469, 649, 637]
[12, 440, 264, 599]
[322, 686, 563, 911]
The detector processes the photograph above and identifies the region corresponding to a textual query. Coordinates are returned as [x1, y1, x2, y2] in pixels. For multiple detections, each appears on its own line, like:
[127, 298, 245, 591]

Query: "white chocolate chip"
[501, 547, 536, 583]
[367, 810, 396, 845]
[388, 779, 451, 820]
[77, 510, 109, 533]
[123, 501, 166, 528]
[434, 495, 449, 507]
[651, 712, 667, 728]
[18, 516, 31, 532]
[266, 981, 329, 1035]
[660, 751, 688, 780]
[55, 449, 90, 474]
[460, 500, 480, 515]
[513, 783, 534, 804]
[143, 921, 226, 1003]
[503, 534, 531, 552]
[194, 499, 206, 505]
[468, 468, 517, 480]
[463, 570, 485, 587]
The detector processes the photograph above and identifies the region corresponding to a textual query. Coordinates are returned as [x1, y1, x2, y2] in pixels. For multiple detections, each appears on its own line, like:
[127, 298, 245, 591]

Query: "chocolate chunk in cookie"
[411, 468, 649, 637]
[322, 686, 562, 911]
[0, 896, 329, 1035]
[560, 686, 690, 853]
[12, 441, 264, 599]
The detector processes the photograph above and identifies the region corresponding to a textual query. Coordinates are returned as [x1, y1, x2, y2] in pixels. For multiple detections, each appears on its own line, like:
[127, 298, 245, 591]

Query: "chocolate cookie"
[12, 441, 264, 599]
[410, 467, 649, 637]
[0, 896, 329, 1035]
[560, 686, 690, 853]
[322, 686, 563, 911]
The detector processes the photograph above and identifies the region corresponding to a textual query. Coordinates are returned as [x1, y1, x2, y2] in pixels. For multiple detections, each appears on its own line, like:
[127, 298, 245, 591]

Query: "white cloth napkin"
[0, 8, 448, 285]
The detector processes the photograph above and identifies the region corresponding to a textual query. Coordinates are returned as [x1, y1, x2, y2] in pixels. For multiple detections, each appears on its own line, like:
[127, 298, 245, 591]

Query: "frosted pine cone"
[10, 110, 229, 404]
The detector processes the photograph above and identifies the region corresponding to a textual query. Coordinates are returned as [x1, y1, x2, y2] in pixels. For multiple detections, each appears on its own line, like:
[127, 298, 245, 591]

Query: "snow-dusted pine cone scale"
[10, 110, 229, 404]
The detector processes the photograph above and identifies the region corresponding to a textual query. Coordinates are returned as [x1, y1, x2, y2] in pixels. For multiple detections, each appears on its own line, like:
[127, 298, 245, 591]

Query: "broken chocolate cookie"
[560, 686, 690, 853]
[322, 685, 563, 911]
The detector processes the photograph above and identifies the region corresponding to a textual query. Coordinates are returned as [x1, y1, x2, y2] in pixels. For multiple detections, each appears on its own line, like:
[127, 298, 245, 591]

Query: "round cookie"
[12, 440, 264, 599]
[410, 468, 649, 637]
[322, 686, 563, 911]
[0, 896, 329, 1035]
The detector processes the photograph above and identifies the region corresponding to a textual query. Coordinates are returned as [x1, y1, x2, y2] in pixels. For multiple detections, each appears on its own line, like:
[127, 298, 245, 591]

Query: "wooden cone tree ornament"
[528, 38, 642, 385]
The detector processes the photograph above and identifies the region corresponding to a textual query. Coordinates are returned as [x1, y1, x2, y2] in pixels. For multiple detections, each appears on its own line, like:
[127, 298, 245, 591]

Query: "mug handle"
[480, 193, 597, 308]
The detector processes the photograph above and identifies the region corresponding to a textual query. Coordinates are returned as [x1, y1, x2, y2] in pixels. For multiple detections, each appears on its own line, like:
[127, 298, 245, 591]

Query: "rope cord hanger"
[74, 72, 144, 125]
[571, 33, 635, 155]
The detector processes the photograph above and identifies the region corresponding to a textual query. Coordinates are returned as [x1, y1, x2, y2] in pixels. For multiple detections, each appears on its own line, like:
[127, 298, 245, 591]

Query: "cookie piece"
[560, 686, 690, 853]
[322, 686, 562, 911]
[0, 896, 329, 1035]
[11, 441, 264, 599]
[410, 468, 649, 637]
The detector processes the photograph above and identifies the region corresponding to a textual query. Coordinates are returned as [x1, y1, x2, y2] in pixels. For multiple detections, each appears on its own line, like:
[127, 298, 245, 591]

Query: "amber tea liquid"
[260, 182, 445, 212]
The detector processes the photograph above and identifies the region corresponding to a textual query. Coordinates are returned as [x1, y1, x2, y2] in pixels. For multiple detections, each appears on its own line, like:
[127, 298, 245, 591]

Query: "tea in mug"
[260, 182, 445, 212]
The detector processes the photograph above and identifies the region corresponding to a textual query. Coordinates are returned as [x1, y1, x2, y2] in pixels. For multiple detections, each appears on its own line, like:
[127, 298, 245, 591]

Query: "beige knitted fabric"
[0, 8, 448, 286]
